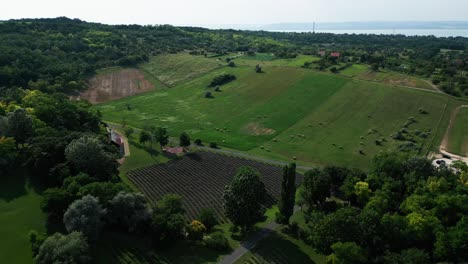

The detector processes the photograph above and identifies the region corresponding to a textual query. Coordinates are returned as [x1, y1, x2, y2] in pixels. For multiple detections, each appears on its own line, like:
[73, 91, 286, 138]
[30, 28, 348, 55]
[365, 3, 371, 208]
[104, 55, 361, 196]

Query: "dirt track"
[81, 68, 154, 104]
[439, 105, 468, 161]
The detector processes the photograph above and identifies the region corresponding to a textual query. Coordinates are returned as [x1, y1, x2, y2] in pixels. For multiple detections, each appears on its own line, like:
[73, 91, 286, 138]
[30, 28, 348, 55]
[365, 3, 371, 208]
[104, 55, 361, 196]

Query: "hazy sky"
[2, 0, 468, 26]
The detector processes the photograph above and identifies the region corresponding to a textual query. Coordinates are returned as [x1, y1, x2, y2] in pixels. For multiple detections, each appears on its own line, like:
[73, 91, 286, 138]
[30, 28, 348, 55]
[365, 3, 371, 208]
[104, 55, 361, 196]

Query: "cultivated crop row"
[127, 151, 303, 222]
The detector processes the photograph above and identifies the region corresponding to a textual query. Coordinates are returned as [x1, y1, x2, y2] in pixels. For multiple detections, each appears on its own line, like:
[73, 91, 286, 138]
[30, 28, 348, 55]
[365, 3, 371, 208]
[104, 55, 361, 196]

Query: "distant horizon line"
[2, 17, 468, 27]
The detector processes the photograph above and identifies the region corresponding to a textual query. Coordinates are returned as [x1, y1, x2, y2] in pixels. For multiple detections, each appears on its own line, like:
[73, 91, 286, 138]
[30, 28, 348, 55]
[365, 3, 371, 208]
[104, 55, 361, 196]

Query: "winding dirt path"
[439, 105, 468, 162]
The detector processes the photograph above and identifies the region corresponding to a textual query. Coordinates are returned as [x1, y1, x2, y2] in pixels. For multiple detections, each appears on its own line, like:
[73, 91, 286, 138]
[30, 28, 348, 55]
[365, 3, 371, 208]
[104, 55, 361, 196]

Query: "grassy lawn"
[0, 171, 46, 264]
[339, 64, 369, 77]
[141, 52, 223, 87]
[234, 53, 321, 67]
[357, 70, 434, 90]
[447, 106, 468, 156]
[234, 229, 326, 264]
[96, 64, 455, 169]
[94, 232, 222, 264]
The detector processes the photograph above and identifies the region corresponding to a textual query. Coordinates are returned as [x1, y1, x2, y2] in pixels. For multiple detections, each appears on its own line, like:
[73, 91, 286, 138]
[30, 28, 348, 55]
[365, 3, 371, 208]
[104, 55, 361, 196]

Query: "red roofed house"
[318, 51, 326, 56]
[330, 52, 341, 58]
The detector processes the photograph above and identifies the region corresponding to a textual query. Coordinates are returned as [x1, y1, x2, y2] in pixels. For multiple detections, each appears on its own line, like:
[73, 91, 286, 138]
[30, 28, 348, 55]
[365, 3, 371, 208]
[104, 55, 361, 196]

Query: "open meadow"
[95, 53, 459, 168]
[0, 171, 46, 264]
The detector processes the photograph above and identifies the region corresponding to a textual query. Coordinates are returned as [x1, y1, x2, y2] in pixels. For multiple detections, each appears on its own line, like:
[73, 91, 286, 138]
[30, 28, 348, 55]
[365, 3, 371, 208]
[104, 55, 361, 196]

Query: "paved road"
[218, 222, 279, 264]
[218, 206, 301, 264]
[195, 146, 315, 171]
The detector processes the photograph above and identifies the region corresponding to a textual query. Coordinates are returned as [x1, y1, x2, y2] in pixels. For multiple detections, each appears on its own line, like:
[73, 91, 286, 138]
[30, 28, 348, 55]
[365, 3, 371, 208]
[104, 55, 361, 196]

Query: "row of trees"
[33, 190, 229, 263]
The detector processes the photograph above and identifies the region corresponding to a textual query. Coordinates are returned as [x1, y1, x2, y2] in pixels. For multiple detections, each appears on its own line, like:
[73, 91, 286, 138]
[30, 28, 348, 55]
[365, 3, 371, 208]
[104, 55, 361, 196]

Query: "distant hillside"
[206, 21, 468, 31]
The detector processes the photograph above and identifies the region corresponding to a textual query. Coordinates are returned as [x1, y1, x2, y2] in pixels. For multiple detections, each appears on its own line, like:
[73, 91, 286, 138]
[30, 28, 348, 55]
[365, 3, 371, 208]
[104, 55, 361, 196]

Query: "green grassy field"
[0, 171, 46, 264]
[140, 53, 223, 87]
[339, 64, 369, 77]
[447, 106, 468, 156]
[357, 70, 434, 90]
[235, 229, 326, 264]
[96, 62, 455, 168]
[234, 54, 321, 67]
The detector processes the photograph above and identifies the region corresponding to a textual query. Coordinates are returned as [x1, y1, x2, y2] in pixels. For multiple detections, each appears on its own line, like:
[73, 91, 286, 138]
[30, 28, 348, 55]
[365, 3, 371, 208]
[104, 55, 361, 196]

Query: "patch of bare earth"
[81, 69, 154, 104]
[242, 122, 276, 136]
[388, 78, 417, 87]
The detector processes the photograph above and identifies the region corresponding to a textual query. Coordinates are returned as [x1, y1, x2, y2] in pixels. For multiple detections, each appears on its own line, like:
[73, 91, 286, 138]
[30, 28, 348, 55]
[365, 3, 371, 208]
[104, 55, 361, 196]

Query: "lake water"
[268, 29, 468, 38]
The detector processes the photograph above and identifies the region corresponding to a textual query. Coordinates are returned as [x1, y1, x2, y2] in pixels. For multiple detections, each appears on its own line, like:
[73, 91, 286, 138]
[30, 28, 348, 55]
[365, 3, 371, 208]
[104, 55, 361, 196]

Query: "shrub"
[209, 142, 217, 148]
[204, 232, 230, 252]
[228, 61, 236, 67]
[205, 91, 212, 98]
[187, 220, 207, 241]
[198, 208, 218, 231]
[194, 139, 202, 146]
[214, 85, 221, 92]
[255, 64, 262, 73]
[392, 132, 405, 140]
[29, 230, 46, 257]
[209, 74, 236, 87]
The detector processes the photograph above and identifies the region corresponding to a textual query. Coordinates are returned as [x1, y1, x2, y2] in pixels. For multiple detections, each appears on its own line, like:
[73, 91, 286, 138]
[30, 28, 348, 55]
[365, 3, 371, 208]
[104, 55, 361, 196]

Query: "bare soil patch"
[242, 122, 276, 136]
[82, 69, 154, 104]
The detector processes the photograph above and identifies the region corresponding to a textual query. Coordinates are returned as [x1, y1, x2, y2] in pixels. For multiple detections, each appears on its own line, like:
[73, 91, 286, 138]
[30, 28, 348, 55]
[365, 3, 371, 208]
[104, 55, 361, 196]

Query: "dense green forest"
[1, 17, 467, 96]
[0, 17, 467, 263]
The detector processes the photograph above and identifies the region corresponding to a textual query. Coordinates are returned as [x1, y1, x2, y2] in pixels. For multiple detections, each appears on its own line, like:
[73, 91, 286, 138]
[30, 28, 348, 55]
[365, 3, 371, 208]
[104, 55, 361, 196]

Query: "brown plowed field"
[127, 151, 303, 222]
[82, 68, 154, 104]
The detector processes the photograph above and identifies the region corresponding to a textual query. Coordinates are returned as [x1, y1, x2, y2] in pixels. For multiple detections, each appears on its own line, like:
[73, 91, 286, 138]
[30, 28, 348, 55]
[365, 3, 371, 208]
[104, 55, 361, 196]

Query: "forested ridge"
[1, 17, 467, 95]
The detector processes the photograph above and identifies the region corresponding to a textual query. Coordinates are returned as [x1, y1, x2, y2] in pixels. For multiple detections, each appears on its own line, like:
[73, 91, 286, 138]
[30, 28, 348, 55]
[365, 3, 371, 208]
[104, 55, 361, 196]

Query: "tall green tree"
[277, 163, 296, 224]
[151, 127, 169, 149]
[311, 207, 362, 254]
[179, 132, 191, 147]
[139, 130, 152, 146]
[223, 166, 267, 230]
[6, 108, 33, 146]
[63, 195, 105, 241]
[0, 137, 17, 172]
[108, 192, 152, 233]
[303, 168, 331, 206]
[65, 136, 117, 180]
[151, 194, 186, 243]
[35, 232, 89, 264]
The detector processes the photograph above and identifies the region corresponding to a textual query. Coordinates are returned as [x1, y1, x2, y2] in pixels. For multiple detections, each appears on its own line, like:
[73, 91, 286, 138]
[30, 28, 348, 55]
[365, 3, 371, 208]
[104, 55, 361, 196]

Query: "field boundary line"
[138, 67, 171, 88]
[426, 102, 448, 157]
[195, 146, 314, 171]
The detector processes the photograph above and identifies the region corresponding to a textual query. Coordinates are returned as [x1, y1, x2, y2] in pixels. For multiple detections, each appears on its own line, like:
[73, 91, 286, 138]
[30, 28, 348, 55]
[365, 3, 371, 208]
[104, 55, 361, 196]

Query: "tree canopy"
[223, 166, 267, 230]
